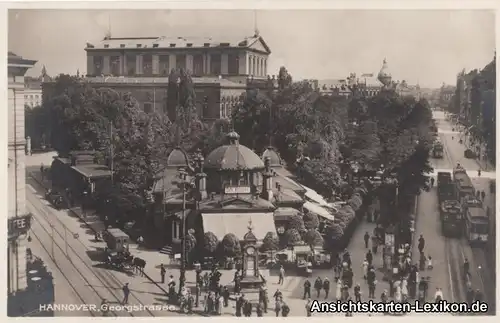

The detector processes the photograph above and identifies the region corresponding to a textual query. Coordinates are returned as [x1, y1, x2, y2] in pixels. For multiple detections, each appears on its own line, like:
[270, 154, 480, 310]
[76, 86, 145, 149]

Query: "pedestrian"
[478, 169, 481, 177]
[481, 190, 486, 202]
[278, 265, 285, 285]
[274, 289, 283, 302]
[394, 282, 402, 303]
[430, 177, 435, 187]
[475, 289, 483, 302]
[303, 279, 311, 299]
[323, 277, 330, 299]
[418, 235, 425, 254]
[362, 259, 369, 280]
[160, 264, 166, 283]
[364, 232, 370, 248]
[222, 286, 229, 307]
[434, 287, 443, 302]
[217, 295, 224, 315]
[354, 283, 361, 302]
[427, 255, 433, 270]
[314, 277, 323, 298]
[463, 258, 470, 279]
[256, 303, 263, 317]
[235, 294, 243, 317]
[275, 299, 281, 317]
[466, 287, 475, 305]
[305, 299, 312, 317]
[137, 235, 144, 246]
[401, 279, 408, 301]
[281, 302, 290, 317]
[366, 250, 373, 266]
[122, 283, 130, 305]
[332, 278, 340, 299]
[101, 299, 109, 316]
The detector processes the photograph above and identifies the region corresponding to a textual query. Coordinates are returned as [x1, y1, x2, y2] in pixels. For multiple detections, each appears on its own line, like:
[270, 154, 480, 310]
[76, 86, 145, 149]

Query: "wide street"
[417, 110, 496, 313]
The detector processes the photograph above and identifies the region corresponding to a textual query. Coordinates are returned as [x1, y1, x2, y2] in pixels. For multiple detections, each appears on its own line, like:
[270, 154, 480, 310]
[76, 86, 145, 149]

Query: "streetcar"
[453, 166, 475, 199]
[432, 141, 444, 158]
[440, 200, 462, 237]
[464, 206, 489, 245]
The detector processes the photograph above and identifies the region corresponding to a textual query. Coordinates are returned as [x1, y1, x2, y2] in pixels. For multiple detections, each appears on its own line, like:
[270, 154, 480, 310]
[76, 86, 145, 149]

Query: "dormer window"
[136, 44, 142, 48]
[104, 44, 109, 48]
[153, 44, 159, 48]
[170, 43, 176, 47]
[120, 44, 125, 48]
[219, 42, 230, 47]
[203, 43, 210, 47]
[186, 43, 193, 47]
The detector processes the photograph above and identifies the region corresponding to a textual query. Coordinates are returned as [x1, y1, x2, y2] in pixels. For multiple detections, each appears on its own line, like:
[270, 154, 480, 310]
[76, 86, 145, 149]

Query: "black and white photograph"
[6, 4, 497, 317]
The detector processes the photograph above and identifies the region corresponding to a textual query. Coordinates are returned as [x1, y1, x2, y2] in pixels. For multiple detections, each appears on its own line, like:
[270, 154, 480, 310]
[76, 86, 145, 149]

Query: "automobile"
[464, 149, 476, 159]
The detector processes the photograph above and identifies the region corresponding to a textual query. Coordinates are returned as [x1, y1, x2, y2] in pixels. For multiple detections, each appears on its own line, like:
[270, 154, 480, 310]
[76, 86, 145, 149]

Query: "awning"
[274, 207, 301, 221]
[303, 201, 335, 222]
[301, 185, 329, 206]
[202, 212, 276, 241]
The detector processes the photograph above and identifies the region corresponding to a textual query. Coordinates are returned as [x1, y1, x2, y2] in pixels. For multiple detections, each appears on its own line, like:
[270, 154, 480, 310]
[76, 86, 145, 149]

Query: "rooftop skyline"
[8, 9, 495, 88]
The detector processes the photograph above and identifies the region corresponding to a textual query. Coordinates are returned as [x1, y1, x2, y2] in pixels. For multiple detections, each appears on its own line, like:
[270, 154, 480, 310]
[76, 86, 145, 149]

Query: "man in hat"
[323, 277, 330, 299]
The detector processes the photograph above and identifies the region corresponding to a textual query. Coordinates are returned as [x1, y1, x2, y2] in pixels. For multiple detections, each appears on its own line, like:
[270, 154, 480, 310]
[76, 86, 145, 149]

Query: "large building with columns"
[75, 34, 272, 120]
[8, 52, 37, 295]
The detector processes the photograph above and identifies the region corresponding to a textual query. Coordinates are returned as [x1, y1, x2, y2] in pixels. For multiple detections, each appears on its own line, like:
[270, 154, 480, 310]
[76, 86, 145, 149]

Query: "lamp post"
[177, 167, 191, 294]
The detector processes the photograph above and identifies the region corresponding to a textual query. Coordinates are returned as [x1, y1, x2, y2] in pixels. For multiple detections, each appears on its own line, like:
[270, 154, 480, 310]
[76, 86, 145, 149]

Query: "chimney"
[261, 156, 273, 201]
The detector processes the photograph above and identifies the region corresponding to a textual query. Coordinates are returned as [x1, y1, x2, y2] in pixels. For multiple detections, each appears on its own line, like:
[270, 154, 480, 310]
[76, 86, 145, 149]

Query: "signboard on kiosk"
[8, 214, 32, 240]
[224, 186, 251, 194]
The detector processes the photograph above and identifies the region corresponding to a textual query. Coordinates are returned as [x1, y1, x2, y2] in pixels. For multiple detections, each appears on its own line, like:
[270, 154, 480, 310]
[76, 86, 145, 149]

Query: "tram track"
[438, 126, 494, 313]
[27, 185, 155, 317]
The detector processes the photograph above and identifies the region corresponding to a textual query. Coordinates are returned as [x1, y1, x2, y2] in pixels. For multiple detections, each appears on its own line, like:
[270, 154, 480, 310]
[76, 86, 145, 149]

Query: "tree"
[220, 233, 241, 258]
[283, 228, 303, 247]
[303, 229, 324, 247]
[326, 223, 344, 243]
[288, 214, 306, 233]
[203, 232, 219, 254]
[303, 211, 320, 230]
[261, 231, 280, 261]
[25, 105, 50, 149]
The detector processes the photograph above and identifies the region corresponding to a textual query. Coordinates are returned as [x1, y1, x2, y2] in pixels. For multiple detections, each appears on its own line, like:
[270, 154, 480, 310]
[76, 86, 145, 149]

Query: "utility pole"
[178, 168, 188, 294]
[64, 226, 68, 256]
[110, 121, 114, 186]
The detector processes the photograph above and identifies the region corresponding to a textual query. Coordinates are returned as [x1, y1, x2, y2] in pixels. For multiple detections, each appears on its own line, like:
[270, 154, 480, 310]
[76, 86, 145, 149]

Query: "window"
[93, 56, 103, 75]
[136, 44, 142, 48]
[24, 95, 27, 99]
[126, 54, 136, 75]
[144, 103, 153, 113]
[204, 43, 210, 47]
[30, 95, 33, 99]
[153, 44, 159, 48]
[120, 44, 125, 48]
[143, 54, 153, 75]
[192, 54, 204, 76]
[186, 43, 193, 47]
[104, 44, 109, 48]
[210, 54, 221, 75]
[228, 54, 239, 75]
[169, 43, 176, 47]
[176, 54, 186, 71]
[110, 56, 120, 76]
[159, 55, 169, 75]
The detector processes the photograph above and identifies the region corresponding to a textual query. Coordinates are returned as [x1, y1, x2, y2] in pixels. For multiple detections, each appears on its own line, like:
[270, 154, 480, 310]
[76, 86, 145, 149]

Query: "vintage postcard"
[4, 1, 497, 318]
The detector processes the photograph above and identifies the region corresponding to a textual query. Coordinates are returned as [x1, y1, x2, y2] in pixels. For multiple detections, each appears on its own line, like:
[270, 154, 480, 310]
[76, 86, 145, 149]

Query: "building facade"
[8, 52, 37, 294]
[43, 34, 273, 121]
[23, 76, 43, 108]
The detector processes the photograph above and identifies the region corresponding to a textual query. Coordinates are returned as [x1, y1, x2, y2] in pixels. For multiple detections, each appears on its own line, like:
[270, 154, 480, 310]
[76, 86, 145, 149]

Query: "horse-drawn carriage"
[103, 250, 134, 270]
[100, 228, 134, 270]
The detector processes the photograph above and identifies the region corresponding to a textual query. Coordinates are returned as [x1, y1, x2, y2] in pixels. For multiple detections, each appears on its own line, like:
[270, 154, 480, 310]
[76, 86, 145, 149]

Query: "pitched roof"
[82, 76, 246, 88]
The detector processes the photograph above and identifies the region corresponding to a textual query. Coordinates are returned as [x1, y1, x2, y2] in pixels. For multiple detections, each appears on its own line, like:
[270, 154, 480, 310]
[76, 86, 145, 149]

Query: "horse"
[133, 257, 146, 276]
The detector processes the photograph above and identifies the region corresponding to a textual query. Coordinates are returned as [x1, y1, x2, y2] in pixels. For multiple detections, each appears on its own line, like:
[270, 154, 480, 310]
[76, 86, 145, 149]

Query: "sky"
[8, 9, 496, 88]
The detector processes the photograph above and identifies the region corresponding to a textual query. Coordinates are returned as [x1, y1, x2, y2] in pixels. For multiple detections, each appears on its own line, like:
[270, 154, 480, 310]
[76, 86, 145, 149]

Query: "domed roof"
[204, 131, 265, 171]
[377, 58, 392, 86]
[262, 147, 282, 166]
[166, 147, 190, 168]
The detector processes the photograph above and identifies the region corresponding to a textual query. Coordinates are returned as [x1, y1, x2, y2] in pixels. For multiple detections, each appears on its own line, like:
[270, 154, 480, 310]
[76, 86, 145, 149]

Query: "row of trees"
[38, 64, 433, 249]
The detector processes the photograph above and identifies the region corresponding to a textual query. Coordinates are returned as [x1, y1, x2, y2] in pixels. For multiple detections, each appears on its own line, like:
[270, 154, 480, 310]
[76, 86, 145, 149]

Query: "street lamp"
[177, 167, 192, 294]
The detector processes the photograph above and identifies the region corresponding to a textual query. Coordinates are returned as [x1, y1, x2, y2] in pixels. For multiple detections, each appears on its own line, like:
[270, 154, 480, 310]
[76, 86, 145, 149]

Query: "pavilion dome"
[204, 131, 265, 171]
[262, 146, 282, 166]
[166, 147, 190, 168]
[377, 58, 392, 86]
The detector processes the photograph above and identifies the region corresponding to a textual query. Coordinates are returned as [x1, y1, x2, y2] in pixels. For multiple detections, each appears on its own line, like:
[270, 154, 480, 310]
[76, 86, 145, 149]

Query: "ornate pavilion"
[151, 131, 323, 246]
